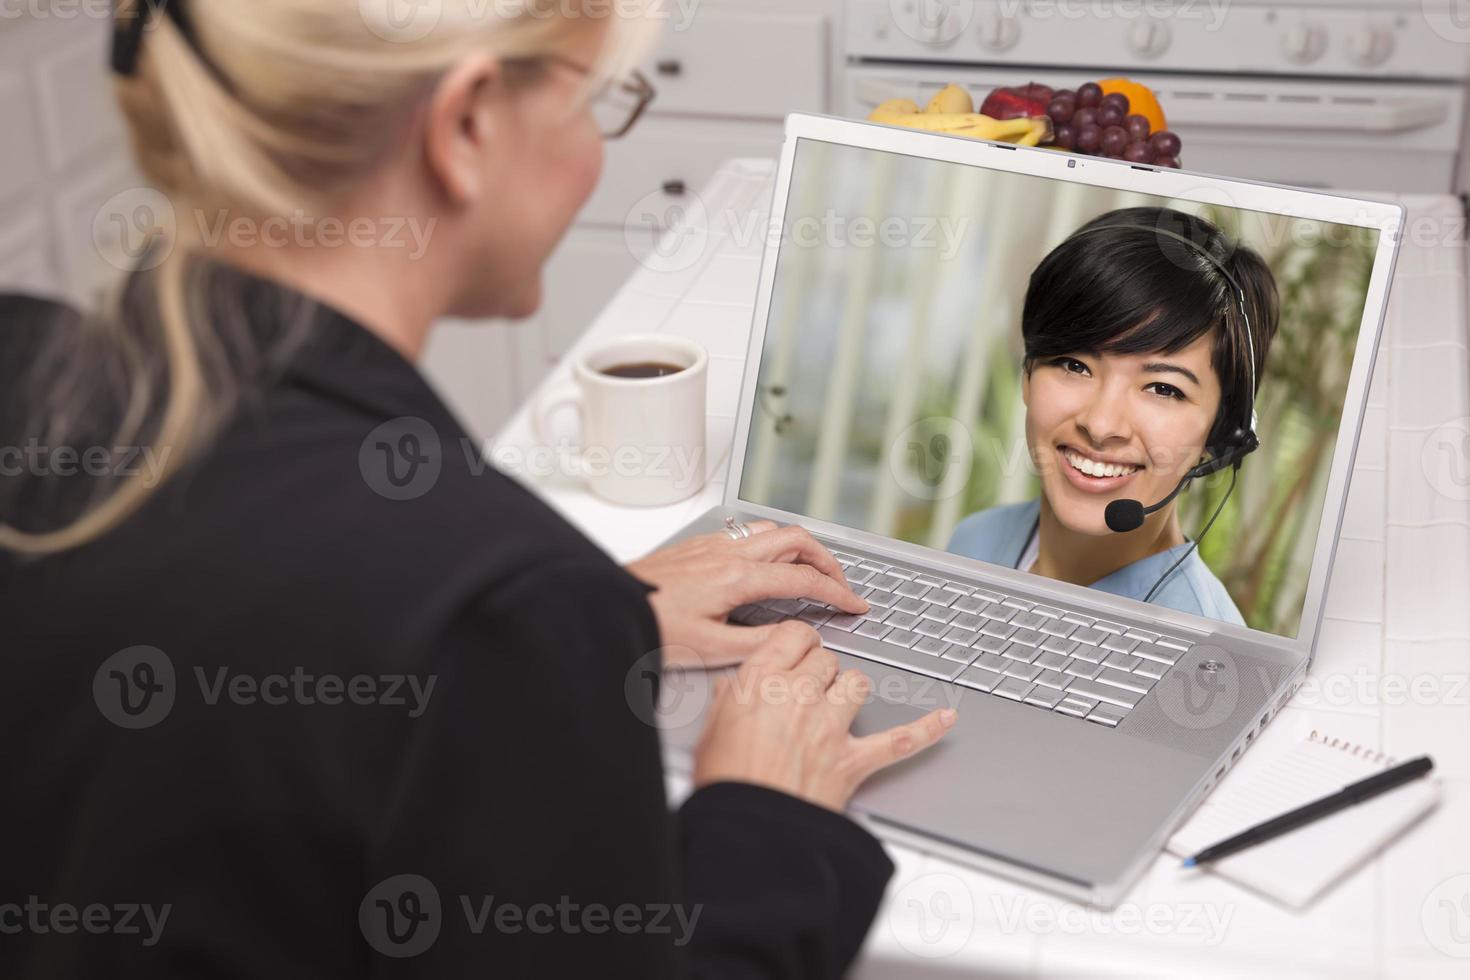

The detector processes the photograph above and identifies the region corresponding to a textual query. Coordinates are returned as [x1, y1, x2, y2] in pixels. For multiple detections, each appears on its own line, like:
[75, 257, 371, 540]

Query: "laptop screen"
[737, 137, 1384, 640]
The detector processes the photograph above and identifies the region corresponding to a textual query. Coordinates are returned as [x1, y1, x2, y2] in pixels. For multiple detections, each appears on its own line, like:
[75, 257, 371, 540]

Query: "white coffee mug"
[533, 334, 708, 506]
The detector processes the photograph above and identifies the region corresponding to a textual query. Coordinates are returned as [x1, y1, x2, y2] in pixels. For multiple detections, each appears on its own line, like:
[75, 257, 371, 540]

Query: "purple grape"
[1123, 141, 1155, 164]
[1052, 123, 1077, 151]
[1076, 82, 1103, 108]
[1076, 124, 1103, 153]
[1150, 130, 1182, 158]
[1053, 88, 1076, 103]
[1101, 125, 1129, 157]
[1155, 155, 1180, 168]
[1047, 98, 1075, 125]
[1075, 107, 1100, 129]
[1101, 92, 1130, 115]
[1098, 105, 1125, 128]
[1125, 114, 1151, 141]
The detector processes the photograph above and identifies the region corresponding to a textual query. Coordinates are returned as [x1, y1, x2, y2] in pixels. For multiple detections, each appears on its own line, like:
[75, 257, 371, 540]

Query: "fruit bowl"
[867, 77, 1183, 168]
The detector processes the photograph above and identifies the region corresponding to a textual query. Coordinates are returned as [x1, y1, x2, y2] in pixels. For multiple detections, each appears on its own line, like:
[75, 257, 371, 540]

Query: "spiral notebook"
[1166, 727, 1440, 909]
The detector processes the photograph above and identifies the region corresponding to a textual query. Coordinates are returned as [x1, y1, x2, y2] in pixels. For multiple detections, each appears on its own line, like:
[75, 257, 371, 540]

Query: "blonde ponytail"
[0, 243, 206, 555]
[1, 0, 660, 555]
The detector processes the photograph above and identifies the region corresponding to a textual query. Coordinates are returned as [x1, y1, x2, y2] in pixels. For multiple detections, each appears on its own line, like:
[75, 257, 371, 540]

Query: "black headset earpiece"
[1186, 427, 1260, 481]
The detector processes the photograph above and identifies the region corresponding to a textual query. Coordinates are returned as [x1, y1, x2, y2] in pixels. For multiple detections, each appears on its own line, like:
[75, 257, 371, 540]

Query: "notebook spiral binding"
[1307, 729, 1395, 766]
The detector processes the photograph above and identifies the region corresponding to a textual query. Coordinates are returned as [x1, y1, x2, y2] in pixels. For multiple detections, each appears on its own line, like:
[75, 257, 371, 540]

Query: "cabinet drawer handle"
[655, 59, 682, 77]
[661, 179, 687, 196]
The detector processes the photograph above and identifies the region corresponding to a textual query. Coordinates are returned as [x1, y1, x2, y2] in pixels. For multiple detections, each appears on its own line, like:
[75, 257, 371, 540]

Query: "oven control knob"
[889, 0, 967, 47]
[1347, 24, 1395, 68]
[1281, 22, 1328, 64]
[1127, 18, 1172, 59]
[977, 9, 1022, 52]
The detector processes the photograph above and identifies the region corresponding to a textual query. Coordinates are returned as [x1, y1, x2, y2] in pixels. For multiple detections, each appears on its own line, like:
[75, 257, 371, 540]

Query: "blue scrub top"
[947, 498, 1245, 626]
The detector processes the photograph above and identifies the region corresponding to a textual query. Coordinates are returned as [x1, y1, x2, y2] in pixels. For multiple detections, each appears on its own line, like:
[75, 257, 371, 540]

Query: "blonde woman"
[0, 2, 953, 975]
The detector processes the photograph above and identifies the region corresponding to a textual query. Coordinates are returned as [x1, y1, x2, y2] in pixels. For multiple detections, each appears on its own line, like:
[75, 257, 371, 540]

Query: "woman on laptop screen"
[948, 207, 1279, 625]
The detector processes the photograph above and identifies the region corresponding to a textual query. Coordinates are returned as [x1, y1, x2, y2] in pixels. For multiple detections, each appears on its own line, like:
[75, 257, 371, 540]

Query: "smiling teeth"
[1064, 449, 1140, 479]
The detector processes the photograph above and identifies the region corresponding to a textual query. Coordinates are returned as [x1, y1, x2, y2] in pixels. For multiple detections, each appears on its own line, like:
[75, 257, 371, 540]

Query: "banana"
[868, 98, 922, 124]
[971, 117, 1052, 146]
[867, 93, 1054, 147]
[1013, 116, 1054, 147]
[876, 112, 1037, 140]
[924, 83, 973, 115]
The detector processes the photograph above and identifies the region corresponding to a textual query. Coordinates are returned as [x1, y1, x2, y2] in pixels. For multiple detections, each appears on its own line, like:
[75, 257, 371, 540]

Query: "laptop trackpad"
[834, 651, 952, 738]
[851, 692, 932, 737]
[833, 657, 957, 788]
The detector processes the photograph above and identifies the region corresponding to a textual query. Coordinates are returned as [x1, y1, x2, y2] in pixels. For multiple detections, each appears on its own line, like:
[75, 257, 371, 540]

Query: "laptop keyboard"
[729, 550, 1197, 728]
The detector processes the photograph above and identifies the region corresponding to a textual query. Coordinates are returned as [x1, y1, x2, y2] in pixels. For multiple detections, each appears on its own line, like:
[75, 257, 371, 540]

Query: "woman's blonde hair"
[1, 0, 658, 555]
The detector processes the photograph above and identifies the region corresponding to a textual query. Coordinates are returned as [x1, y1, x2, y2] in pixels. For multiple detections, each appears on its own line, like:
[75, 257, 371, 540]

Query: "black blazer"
[0, 274, 892, 978]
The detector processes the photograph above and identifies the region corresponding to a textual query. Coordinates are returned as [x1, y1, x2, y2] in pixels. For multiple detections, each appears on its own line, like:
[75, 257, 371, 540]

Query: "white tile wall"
[0, 67, 45, 206]
[34, 29, 125, 171]
[0, 205, 59, 297]
[0, 13, 131, 309]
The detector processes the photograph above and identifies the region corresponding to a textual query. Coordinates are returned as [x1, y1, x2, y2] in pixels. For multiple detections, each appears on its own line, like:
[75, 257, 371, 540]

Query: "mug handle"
[533, 385, 585, 476]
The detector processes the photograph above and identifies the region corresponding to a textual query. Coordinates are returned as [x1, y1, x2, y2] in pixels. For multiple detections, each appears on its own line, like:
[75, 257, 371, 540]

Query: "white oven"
[843, 0, 1470, 194]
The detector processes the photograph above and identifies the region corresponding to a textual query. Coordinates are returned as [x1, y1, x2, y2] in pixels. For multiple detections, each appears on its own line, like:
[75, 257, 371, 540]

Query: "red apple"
[981, 81, 1056, 120]
[1018, 81, 1055, 103]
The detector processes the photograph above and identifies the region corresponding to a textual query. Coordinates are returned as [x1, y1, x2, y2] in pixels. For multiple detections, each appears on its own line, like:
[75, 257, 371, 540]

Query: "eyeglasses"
[502, 54, 656, 140]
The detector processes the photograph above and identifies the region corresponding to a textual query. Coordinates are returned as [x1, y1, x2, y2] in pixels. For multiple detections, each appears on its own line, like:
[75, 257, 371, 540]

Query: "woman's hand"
[692, 621, 956, 812]
[626, 521, 869, 668]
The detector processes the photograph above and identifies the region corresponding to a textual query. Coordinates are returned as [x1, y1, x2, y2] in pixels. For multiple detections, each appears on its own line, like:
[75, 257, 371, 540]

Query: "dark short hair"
[1020, 206, 1280, 452]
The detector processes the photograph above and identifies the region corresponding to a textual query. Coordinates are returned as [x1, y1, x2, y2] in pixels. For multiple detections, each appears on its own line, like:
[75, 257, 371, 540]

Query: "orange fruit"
[1098, 77, 1168, 133]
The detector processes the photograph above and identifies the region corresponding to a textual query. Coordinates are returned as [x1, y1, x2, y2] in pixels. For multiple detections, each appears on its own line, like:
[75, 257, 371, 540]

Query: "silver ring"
[723, 516, 752, 541]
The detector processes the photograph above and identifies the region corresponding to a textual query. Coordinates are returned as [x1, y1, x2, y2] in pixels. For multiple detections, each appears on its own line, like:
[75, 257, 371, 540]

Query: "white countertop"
[493, 159, 1470, 978]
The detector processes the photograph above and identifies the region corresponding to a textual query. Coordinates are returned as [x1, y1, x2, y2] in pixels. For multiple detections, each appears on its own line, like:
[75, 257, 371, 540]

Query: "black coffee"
[600, 360, 686, 379]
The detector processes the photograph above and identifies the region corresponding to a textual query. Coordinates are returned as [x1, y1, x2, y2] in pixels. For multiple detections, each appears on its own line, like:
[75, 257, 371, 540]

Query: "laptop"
[655, 112, 1403, 908]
